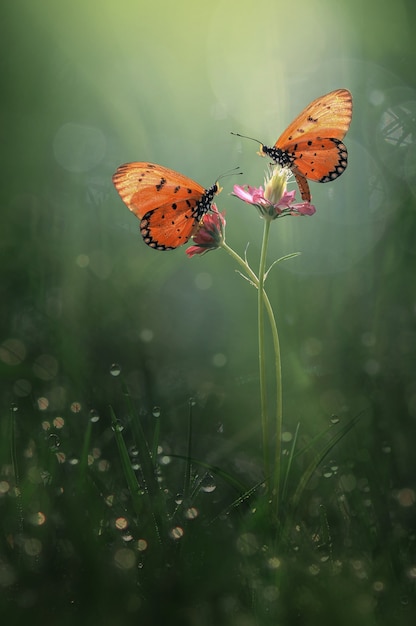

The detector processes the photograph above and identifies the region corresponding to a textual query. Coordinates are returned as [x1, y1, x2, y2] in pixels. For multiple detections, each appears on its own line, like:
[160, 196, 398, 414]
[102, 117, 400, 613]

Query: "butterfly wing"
[140, 205, 202, 250]
[275, 88, 352, 147]
[112, 162, 205, 219]
[112, 162, 218, 250]
[261, 89, 352, 201]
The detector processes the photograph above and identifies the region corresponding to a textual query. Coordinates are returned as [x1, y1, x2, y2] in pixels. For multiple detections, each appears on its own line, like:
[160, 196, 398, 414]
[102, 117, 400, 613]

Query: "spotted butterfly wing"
[112, 162, 220, 250]
[261, 89, 353, 201]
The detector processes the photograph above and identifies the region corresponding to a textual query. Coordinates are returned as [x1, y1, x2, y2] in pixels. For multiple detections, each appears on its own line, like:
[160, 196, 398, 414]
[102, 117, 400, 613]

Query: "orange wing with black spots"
[112, 162, 220, 250]
[260, 89, 353, 201]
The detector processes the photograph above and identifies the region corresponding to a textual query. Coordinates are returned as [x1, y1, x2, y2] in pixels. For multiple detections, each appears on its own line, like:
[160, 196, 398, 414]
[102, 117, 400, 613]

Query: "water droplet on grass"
[89, 409, 100, 423]
[152, 406, 161, 418]
[110, 363, 121, 376]
[200, 474, 216, 493]
[48, 434, 60, 450]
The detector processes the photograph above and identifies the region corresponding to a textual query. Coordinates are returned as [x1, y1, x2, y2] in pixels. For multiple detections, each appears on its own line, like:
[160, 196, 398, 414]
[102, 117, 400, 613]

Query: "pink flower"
[186, 204, 226, 257]
[233, 166, 316, 219]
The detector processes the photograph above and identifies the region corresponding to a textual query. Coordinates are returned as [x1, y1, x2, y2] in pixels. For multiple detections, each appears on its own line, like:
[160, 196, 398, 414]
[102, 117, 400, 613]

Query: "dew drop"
[152, 406, 161, 418]
[174, 493, 183, 505]
[111, 420, 124, 433]
[10, 402, 18, 412]
[200, 473, 216, 493]
[330, 415, 340, 425]
[48, 434, 60, 450]
[89, 409, 100, 423]
[110, 363, 121, 377]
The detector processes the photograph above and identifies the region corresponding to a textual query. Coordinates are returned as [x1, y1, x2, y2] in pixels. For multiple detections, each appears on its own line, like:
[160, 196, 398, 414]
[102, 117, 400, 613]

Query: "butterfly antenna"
[231, 131, 262, 144]
[217, 166, 243, 182]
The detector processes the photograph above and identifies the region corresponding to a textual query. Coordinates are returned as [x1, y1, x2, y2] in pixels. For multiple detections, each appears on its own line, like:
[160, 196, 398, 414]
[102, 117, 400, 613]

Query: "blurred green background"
[1, 0, 416, 624]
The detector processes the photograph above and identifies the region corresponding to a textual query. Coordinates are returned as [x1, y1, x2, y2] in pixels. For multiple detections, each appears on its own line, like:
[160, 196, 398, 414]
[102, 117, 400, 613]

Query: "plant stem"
[257, 219, 271, 484]
[220, 239, 283, 517]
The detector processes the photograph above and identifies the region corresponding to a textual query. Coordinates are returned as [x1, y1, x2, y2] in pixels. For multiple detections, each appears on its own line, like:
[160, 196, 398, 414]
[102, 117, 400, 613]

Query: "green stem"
[257, 220, 271, 484]
[220, 239, 283, 517]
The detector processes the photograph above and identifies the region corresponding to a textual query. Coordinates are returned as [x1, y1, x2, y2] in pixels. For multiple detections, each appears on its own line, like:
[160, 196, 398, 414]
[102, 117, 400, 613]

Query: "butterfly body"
[259, 88, 353, 201]
[112, 162, 220, 250]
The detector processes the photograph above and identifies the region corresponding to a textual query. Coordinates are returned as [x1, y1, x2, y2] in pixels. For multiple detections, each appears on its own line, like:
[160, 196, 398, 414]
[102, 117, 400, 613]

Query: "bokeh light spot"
[236, 533, 258, 556]
[195, 272, 213, 290]
[115, 517, 128, 530]
[53, 122, 106, 173]
[76, 254, 90, 268]
[140, 328, 154, 343]
[33, 354, 59, 381]
[13, 379, 32, 397]
[37, 397, 49, 411]
[137, 539, 148, 552]
[24, 538, 42, 557]
[396, 488, 415, 507]
[169, 526, 184, 540]
[0, 338, 26, 366]
[113, 548, 136, 570]
[212, 353, 227, 367]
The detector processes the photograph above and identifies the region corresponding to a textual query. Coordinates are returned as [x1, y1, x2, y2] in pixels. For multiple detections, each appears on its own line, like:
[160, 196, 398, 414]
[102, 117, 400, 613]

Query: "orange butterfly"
[112, 162, 221, 250]
[237, 88, 353, 202]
